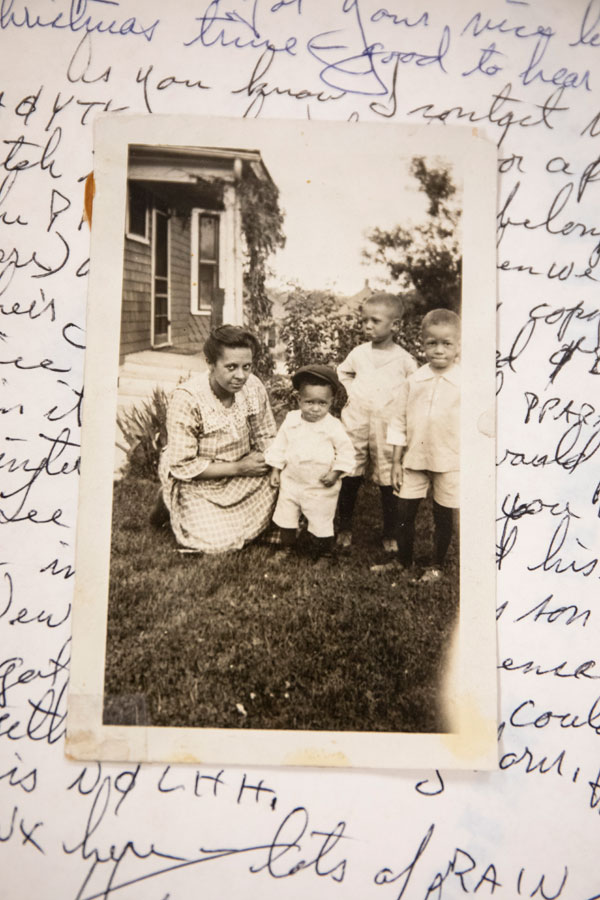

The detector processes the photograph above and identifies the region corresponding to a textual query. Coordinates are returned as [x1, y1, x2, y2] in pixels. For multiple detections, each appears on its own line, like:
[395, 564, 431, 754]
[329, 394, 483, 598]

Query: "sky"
[251, 122, 460, 296]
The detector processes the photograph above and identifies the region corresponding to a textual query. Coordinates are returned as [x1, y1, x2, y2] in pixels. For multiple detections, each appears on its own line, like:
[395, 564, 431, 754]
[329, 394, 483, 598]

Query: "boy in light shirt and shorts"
[336, 292, 417, 553]
[381, 308, 460, 582]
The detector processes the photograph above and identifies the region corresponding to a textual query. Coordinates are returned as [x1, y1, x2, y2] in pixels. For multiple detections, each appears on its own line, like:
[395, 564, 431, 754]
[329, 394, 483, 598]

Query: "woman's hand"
[237, 450, 270, 476]
[195, 452, 269, 480]
[269, 467, 281, 488]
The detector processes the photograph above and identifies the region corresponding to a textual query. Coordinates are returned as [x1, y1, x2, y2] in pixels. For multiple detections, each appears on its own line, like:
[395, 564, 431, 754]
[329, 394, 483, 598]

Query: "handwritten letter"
[1, 1, 599, 897]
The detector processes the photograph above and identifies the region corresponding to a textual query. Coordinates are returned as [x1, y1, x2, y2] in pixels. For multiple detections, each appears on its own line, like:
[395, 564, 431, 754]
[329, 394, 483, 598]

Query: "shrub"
[278, 287, 426, 375]
[263, 373, 295, 425]
[399, 316, 425, 363]
[278, 290, 347, 373]
[117, 386, 168, 481]
[250, 337, 276, 380]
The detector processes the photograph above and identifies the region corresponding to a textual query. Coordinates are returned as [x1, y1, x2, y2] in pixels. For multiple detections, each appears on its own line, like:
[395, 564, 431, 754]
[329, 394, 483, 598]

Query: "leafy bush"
[263, 372, 296, 425]
[278, 286, 426, 376]
[250, 337, 276, 380]
[117, 386, 168, 480]
[278, 289, 348, 373]
[399, 315, 425, 364]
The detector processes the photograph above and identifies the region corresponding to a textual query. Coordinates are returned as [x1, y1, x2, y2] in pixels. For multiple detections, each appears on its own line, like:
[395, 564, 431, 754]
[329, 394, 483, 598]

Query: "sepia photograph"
[68, 116, 497, 769]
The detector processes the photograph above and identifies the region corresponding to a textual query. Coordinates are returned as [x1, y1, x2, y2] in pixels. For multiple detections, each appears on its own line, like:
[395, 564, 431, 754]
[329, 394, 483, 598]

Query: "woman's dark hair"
[203, 324, 260, 365]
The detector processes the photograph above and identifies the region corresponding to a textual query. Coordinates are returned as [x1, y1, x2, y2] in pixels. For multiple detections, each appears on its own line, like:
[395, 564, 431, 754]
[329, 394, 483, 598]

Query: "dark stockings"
[433, 501, 455, 566]
[337, 476, 398, 539]
[379, 485, 398, 539]
[337, 475, 362, 532]
[396, 498, 421, 566]
[396, 498, 456, 567]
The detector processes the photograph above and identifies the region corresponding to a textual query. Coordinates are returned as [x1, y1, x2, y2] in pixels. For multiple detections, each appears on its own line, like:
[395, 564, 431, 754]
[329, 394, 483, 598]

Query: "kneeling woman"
[158, 325, 276, 553]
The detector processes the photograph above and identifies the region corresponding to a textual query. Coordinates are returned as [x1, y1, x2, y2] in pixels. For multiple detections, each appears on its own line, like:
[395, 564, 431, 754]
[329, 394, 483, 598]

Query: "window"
[127, 182, 149, 241]
[152, 209, 170, 346]
[192, 212, 220, 314]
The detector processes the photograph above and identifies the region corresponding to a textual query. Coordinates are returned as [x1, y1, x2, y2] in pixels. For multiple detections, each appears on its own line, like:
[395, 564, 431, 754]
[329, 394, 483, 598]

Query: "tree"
[364, 156, 461, 312]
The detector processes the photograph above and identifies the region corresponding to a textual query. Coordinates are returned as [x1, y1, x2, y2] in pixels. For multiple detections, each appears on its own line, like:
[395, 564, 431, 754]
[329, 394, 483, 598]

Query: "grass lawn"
[104, 477, 459, 734]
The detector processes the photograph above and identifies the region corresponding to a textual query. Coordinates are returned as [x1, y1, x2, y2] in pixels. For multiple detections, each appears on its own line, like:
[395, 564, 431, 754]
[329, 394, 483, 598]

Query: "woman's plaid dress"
[159, 372, 276, 553]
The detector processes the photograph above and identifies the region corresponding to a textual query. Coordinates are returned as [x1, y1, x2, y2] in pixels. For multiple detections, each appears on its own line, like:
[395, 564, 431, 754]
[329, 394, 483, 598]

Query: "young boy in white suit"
[336, 293, 417, 553]
[266, 364, 355, 559]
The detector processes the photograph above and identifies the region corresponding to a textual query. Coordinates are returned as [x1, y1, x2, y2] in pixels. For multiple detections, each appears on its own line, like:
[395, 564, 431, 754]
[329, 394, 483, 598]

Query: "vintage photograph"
[68, 116, 497, 769]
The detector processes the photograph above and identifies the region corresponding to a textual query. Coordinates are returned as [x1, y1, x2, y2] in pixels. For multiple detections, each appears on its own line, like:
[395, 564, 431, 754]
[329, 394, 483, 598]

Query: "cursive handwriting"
[184, 0, 298, 54]
[0, 0, 159, 41]
[2, 4, 600, 899]
[64, 788, 348, 900]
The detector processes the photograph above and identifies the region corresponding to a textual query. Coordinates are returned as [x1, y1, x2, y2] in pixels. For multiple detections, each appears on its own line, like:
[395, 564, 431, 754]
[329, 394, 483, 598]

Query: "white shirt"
[265, 410, 356, 484]
[337, 342, 417, 413]
[387, 363, 460, 472]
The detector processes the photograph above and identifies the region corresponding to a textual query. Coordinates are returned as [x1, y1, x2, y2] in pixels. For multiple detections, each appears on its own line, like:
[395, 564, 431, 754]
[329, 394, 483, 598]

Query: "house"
[337, 279, 374, 315]
[120, 143, 276, 362]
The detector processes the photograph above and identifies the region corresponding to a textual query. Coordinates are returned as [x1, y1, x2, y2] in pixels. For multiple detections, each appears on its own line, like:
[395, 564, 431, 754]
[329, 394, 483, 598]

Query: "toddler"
[337, 292, 417, 553]
[266, 364, 355, 559]
[383, 308, 461, 582]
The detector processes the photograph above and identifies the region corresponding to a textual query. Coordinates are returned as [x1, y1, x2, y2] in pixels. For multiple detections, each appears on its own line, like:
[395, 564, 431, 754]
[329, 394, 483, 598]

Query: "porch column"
[220, 184, 243, 325]
[233, 186, 244, 325]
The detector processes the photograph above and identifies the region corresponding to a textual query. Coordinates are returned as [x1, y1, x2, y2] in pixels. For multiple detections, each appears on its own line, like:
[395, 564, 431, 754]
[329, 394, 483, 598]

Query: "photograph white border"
[67, 115, 497, 770]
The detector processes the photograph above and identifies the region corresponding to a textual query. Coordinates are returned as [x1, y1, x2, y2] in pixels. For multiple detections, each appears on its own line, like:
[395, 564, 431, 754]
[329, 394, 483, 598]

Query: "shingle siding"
[121, 210, 213, 361]
[121, 229, 152, 359]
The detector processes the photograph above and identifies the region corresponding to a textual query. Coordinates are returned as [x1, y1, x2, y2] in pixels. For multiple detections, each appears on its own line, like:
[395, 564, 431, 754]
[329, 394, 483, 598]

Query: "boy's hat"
[291, 364, 341, 392]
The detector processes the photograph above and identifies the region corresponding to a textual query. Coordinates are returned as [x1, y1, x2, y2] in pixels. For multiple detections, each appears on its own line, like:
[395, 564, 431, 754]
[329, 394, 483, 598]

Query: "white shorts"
[341, 402, 393, 485]
[397, 468, 459, 509]
[272, 470, 341, 538]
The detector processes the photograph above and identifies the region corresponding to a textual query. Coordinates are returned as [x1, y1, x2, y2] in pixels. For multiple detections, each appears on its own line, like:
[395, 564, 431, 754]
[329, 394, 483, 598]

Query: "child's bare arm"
[320, 469, 343, 487]
[264, 415, 289, 487]
[387, 381, 409, 491]
[391, 445, 405, 492]
[337, 349, 357, 390]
